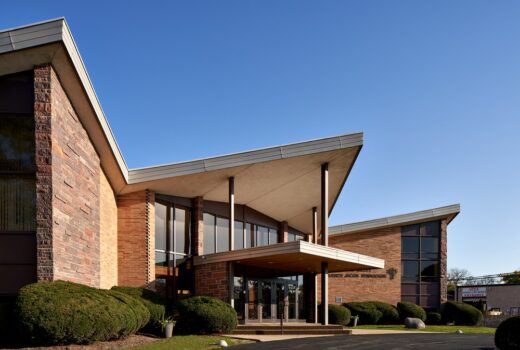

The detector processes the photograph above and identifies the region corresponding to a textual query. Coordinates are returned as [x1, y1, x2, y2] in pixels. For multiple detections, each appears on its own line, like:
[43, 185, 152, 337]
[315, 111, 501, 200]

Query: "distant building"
[456, 284, 520, 315]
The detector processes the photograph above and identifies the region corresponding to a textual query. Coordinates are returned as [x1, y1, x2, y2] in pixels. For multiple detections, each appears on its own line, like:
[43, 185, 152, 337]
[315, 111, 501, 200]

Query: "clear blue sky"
[3, 1, 519, 276]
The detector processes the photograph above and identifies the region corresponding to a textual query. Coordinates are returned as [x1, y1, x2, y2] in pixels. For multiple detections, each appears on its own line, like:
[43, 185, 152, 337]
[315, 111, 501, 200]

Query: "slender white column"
[229, 177, 235, 251]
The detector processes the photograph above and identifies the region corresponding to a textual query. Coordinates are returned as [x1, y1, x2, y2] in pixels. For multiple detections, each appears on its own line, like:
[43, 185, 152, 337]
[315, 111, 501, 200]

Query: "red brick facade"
[34, 65, 101, 287]
[324, 227, 402, 305]
[117, 190, 154, 287]
[194, 261, 230, 301]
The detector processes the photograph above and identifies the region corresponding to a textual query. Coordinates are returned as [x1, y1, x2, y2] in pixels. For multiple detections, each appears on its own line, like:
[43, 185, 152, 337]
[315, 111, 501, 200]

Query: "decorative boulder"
[404, 317, 426, 329]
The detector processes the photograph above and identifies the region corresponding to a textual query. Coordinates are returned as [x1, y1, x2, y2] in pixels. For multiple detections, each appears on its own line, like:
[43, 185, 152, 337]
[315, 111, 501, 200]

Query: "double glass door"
[244, 278, 299, 322]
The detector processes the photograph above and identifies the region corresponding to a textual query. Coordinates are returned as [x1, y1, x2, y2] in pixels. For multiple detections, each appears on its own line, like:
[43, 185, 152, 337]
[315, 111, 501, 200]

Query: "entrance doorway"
[234, 277, 303, 323]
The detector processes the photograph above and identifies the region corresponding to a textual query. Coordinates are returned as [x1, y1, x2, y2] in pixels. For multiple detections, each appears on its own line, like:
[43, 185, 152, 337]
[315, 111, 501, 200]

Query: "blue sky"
[3, 1, 519, 276]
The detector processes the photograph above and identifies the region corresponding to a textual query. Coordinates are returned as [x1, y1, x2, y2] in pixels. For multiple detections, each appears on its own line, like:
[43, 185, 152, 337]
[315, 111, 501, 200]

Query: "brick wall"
[440, 219, 448, 303]
[34, 65, 102, 287]
[323, 227, 402, 305]
[194, 262, 230, 301]
[117, 190, 154, 287]
[99, 169, 118, 288]
[34, 65, 54, 281]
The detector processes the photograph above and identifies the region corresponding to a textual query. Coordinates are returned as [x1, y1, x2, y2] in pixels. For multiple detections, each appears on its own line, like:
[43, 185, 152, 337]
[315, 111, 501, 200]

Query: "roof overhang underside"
[123, 138, 362, 234]
[193, 241, 385, 274]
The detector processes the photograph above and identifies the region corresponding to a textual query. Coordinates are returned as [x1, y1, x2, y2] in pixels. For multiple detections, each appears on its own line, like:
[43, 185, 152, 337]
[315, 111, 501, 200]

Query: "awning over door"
[193, 240, 384, 274]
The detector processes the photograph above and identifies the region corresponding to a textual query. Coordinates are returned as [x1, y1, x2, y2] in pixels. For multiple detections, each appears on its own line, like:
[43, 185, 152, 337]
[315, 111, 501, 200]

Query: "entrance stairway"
[231, 323, 352, 335]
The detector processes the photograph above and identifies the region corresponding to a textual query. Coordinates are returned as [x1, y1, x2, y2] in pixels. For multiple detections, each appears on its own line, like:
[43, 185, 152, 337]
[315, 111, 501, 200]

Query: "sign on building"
[461, 287, 486, 298]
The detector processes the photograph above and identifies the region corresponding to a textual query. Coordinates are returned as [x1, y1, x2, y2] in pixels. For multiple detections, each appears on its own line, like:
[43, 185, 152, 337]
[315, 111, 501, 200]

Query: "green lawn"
[352, 325, 496, 334]
[128, 336, 252, 350]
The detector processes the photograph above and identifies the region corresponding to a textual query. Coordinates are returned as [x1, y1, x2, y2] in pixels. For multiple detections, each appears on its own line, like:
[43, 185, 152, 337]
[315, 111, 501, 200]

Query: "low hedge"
[397, 302, 427, 321]
[343, 302, 382, 325]
[325, 304, 351, 326]
[442, 301, 483, 326]
[15, 281, 150, 345]
[111, 286, 168, 334]
[367, 301, 400, 324]
[495, 316, 520, 350]
[175, 296, 237, 334]
[426, 312, 442, 325]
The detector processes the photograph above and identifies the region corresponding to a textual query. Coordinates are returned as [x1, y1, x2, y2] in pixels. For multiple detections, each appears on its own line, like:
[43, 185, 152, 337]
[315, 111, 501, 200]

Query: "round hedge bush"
[367, 301, 400, 324]
[111, 286, 168, 334]
[426, 312, 442, 325]
[343, 302, 382, 325]
[327, 304, 351, 326]
[175, 296, 237, 334]
[442, 301, 483, 326]
[397, 302, 427, 322]
[495, 316, 520, 350]
[15, 281, 150, 345]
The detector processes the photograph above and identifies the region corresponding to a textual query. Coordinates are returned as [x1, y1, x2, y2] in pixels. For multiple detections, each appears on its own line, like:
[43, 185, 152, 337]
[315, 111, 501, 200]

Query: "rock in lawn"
[455, 329, 464, 334]
[404, 317, 426, 329]
[218, 339, 229, 347]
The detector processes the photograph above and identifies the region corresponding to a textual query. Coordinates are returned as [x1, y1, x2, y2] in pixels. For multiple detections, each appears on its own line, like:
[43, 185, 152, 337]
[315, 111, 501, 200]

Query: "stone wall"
[99, 169, 118, 288]
[324, 227, 402, 305]
[117, 190, 154, 287]
[34, 65, 102, 287]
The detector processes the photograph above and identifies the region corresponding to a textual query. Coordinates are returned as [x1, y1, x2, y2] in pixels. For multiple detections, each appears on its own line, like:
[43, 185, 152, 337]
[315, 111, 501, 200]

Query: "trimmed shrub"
[495, 316, 520, 350]
[111, 286, 168, 334]
[15, 281, 150, 345]
[175, 296, 237, 334]
[367, 301, 400, 324]
[442, 301, 483, 326]
[327, 304, 351, 326]
[397, 302, 427, 322]
[343, 302, 382, 325]
[426, 312, 442, 325]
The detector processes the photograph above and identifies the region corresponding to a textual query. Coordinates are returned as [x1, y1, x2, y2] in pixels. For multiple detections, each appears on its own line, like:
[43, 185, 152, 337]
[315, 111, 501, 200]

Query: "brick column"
[34, 65, 54, 282]
[440, 219, 448, 304]
[192, 197, 204, 256]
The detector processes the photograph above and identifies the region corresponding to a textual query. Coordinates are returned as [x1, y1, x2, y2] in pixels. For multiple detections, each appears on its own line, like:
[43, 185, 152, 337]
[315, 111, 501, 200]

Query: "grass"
[128, 335, 253, 350]
[352, 325, 496, 334]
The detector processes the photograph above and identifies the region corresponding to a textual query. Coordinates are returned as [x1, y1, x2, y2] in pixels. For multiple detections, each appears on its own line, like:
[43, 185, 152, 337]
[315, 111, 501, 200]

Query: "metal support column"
[321, 163, 329, 246]
[321, 261, 329, 325]
[229, 176, 235, 251]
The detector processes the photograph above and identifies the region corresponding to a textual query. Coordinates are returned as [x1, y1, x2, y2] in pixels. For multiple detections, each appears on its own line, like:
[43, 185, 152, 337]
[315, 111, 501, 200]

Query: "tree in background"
[502, 270, 520, 284]
[448, 268, 471, 286]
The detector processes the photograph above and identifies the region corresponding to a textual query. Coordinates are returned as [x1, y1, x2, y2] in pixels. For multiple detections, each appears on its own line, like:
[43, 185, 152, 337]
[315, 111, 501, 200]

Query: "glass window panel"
[269, 228, 279, 245]
[257, 225, 269, 246]
[421, 237, 439, 259]
[216, 217, 229, 252]
[203, 213, 215, 254]
[245, 223, 253, 248]
[421, 261, 439, 277]
[234, 220, 244, 250]
[420, 221, 440, 236]
[0, 115, 35, 172]
[0, 175, 35, 231]
[175, 208, 187, 254]
[402, 237, 419, 253]
[401, 224, 420, 236]
[155, 251, 168, 277]
[402, 261, 419, 282]
[287, 233, 296, 242]
[294, 234, 304, 241]
[154, 203, 167, 251]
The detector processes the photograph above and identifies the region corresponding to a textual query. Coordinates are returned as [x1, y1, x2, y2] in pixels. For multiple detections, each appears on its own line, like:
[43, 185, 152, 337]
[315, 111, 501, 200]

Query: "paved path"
[231, 333, 496, 350]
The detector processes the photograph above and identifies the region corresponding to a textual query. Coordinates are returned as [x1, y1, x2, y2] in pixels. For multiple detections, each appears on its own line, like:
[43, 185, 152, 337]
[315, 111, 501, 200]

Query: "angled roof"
[0, 18, 365, 233]
[329, 204, 461, 236]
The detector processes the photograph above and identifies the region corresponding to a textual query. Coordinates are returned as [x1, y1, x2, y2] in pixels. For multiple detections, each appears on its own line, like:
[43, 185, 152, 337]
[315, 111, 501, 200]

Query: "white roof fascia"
[128, 132, 363, 184]
[329, 204, 461, 236]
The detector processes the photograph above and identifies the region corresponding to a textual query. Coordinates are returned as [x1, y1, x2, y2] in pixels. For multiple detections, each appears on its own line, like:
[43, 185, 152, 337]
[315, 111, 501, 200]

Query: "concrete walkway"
[226, 329, 432, 342]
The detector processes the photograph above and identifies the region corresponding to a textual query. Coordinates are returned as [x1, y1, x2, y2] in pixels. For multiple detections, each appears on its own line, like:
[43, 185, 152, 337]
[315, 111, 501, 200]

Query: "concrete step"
[232, 324, 352, 335]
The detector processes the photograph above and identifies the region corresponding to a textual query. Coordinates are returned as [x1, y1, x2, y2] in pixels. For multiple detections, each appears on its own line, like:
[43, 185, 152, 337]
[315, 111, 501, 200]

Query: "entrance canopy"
[193, 240, 384, 274]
